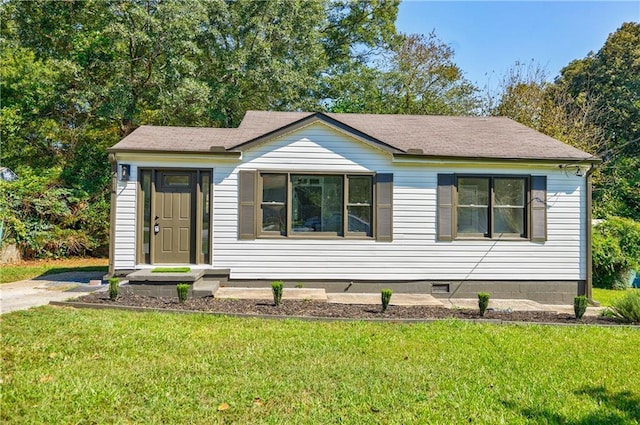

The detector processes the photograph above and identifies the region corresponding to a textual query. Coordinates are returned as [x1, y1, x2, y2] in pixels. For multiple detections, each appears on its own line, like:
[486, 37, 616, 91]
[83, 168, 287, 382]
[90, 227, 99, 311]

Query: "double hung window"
[260, 173, 374, 238]
[456, 176, 528, 239]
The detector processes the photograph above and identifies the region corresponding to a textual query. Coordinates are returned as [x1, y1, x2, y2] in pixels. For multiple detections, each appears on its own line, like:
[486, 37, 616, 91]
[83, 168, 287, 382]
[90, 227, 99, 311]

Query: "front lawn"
[0, 258, 108, 284]
[1, 307, 638, 424]
[593, 287, 640, 307]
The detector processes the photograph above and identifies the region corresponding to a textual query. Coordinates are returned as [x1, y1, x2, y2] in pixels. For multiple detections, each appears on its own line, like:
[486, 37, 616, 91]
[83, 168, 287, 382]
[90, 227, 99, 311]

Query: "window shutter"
[375, 173, 393, 242]
[530, 175, 547, 242]
[437, 174, 455, 241]
[238, 170, 256, 240]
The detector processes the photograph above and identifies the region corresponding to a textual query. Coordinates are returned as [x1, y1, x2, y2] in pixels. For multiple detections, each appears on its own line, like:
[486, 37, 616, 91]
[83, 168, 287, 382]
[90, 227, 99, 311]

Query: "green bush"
[176, 283, 189, 303]
[607, 290, 640, 323]
[108, 277, 119, 301]
[271, 281, 284, 306]
[381, 289, 393, 312]
[573, 295, 588, 319]
[592, 217, 640, 289]
[0, 166, 106, 258]
[478, 292, 490, 317]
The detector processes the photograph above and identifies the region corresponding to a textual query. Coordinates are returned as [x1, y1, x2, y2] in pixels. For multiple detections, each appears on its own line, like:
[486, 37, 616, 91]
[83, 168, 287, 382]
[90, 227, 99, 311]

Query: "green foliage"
[108, 277, 119, 301]
[0, 167, 106, 258]
[559, 22, 640, 220]
[478, 292, 490, 317]
[176, 284, 189, 303]
[381, 289, 393, 312]
[573, 296, 588, 319]
[328, 32, 479, 115]
[592, 217, 640, 289]
[271, 281, 284, 306]
[607, 290, 640, 324]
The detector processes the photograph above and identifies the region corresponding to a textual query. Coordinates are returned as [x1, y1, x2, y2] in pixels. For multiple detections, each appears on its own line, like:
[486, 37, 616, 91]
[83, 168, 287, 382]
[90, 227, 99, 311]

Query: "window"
[239, 170, 392, 241]
[456, 176, 527, 238]
[437, 173, 545, 242]
[259, 173, 373, 237]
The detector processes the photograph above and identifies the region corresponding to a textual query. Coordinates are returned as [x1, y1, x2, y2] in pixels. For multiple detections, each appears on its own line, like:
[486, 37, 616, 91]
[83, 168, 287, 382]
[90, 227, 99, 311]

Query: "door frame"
[137, 167, 213, 265]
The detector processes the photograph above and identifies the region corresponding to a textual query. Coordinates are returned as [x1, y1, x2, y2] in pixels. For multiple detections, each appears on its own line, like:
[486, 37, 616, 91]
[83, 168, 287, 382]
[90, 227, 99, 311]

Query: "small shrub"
[478, 292, 490, 317]
[608, 290, 640, 323]
[574, 295, 588, 319]
[295, 282, 304, 288]
[108, 277, 119, 301]
[177, 283, 189, 303]
[381, 289, 393, 312]
[272, 281, 284, 306]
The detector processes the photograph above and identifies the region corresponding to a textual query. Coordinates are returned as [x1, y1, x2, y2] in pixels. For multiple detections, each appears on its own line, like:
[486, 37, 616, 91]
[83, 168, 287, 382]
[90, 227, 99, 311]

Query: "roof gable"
[231, 112, 401, 154]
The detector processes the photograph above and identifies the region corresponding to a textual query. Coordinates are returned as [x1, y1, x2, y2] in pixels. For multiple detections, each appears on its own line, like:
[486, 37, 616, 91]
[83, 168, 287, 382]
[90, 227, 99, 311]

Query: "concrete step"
[326, 293, 443, 306]
[193, 280, 220, 297]
[215, 287, 328, 302]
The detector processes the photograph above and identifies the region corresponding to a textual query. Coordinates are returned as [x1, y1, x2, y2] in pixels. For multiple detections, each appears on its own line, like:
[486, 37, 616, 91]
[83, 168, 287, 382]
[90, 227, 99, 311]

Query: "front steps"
[125, 269, 225, 297]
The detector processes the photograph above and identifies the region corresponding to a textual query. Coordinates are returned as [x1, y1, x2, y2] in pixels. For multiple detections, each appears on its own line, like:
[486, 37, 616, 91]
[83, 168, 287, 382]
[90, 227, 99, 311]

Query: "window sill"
[257, 234, 374, 241]
[454, 236, 530, 242]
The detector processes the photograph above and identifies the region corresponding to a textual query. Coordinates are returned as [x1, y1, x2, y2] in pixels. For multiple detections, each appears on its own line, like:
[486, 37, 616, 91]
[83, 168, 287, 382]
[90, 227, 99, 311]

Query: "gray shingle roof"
[110, 111, 595, 161]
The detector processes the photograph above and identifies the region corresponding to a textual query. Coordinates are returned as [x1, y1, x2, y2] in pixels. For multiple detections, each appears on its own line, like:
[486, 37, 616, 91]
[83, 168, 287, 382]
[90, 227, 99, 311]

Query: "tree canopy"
[0, 1, 637, 261]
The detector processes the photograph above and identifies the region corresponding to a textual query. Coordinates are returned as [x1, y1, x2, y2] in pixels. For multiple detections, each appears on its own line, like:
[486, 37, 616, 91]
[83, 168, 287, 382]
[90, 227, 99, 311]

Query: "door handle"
[154, 223, 160, 234]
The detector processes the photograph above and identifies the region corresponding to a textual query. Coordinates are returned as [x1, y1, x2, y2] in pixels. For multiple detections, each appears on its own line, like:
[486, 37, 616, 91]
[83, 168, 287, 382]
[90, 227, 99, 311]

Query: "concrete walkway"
[212, 287, 603, 316]
[1, 271, 106, 314]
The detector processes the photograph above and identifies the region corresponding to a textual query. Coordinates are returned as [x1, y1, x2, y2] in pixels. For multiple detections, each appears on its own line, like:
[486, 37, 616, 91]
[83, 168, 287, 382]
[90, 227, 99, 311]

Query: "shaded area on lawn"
[504, 386, 640, 424]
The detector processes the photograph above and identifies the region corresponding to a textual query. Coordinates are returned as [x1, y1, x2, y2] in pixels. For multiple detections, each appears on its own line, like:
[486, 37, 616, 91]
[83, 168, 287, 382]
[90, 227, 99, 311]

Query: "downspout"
[108, 153, 117, 278]
[585, 164, 597, 306]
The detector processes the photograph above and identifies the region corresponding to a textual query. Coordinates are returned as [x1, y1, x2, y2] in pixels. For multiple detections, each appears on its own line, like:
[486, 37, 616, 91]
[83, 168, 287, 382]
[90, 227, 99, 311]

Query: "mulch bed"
[72, 287, 631, 326]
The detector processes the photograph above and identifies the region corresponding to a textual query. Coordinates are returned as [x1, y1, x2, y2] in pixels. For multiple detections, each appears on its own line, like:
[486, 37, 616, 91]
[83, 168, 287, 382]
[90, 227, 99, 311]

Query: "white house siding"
[209, 122, 586, 282]
[113, 168, 138, 270]
[112, 122, 585, 281]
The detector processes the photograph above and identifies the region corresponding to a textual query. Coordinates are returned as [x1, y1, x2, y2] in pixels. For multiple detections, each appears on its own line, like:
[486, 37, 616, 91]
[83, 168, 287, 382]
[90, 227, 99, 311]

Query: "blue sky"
[396, 1, 640, 87]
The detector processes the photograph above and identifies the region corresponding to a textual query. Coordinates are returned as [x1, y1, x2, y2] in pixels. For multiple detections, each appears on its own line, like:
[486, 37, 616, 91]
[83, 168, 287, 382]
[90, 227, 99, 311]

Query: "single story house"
[108, 111, 599, 303]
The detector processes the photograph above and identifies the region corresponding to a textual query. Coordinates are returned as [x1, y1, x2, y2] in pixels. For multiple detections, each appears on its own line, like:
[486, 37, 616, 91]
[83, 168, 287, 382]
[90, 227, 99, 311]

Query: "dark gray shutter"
[437, 174, 455, 241]
[530, 175, 547, 242]
[375, 173, 393, 242]
[238, 170, 257, 240]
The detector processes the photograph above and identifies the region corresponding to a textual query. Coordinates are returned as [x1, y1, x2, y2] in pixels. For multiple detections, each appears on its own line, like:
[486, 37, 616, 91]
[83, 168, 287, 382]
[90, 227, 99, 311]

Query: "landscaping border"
[49, 300, 639, 328]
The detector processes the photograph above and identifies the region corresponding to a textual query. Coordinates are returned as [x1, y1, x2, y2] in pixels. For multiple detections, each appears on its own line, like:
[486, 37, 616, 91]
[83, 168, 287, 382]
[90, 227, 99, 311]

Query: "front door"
[154, 171, 196, 263]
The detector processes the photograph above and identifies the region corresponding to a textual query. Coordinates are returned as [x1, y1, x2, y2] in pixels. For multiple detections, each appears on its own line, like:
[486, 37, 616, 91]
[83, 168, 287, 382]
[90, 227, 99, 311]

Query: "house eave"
[392, 153, 601, 165]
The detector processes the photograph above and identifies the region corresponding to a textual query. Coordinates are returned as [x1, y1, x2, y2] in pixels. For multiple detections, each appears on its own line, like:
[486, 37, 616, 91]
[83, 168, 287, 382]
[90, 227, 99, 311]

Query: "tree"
[328, 32, 479, 115]
[1, 0, 402, 257]
[556, 22, 640, 219]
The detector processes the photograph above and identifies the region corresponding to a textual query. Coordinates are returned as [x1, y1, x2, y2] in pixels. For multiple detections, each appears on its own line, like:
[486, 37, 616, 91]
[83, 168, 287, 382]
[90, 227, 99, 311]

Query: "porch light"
[120, 164, 130, 181]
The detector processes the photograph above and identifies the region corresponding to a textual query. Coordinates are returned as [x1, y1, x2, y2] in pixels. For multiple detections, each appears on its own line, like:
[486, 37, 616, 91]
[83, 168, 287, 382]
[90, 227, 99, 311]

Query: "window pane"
[458, 178, 489, 206]
[292, 175, 343, 233]
[457, 207, 488, 235]
[348, 176, 372, 204]
[164, 174, 190, 186]
[347, 206, 371, 234]
[494, 208, 525, 234]
[141, 170, 151, 258]
[262, 174, 286, 203]
[262, 205, 286, 234]
[495, 178, 525, 206]
[202, 173, 210, 260]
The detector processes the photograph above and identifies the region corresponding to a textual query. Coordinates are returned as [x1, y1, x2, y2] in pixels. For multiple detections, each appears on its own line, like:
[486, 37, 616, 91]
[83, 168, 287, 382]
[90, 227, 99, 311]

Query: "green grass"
[151, 267, 191, 273]
[593, 288, 640, 307]
[2, 308, 639, 424]
[0, 258, 108, 284]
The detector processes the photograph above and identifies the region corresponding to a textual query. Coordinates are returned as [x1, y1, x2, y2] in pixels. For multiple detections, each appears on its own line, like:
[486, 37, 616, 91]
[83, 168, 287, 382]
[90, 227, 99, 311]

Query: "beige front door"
[154, 171, 195, 264]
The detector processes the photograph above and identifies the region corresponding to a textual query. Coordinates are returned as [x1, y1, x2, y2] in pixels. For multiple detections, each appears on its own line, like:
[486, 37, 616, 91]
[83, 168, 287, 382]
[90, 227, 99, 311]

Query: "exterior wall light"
[120, 164, 130, 181]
